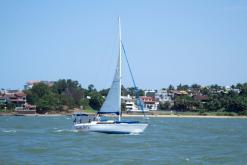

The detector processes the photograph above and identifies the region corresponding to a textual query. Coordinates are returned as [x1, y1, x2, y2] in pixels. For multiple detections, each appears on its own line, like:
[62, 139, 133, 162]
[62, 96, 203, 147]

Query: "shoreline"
[123, 114, 247, 119]
[1, 112, 247, 118]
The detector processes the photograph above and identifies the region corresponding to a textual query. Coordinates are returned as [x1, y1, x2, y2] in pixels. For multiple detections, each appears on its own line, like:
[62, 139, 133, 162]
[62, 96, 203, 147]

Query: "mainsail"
[99, 17, 122, 116]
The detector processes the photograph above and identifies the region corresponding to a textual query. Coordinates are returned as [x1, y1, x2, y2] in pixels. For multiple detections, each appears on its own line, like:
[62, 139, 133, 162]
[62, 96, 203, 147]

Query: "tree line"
[24, 79, 247, 115]
[160, 83, 247, 115]
[24, 79, 143, 113]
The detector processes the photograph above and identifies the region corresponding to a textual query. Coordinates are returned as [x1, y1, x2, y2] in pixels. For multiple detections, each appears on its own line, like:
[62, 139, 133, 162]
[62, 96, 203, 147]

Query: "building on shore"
[141, 96, 159, 111]
[193, 95, 209, 103]
[0, 90, 26, 107]
[24, 80, 54, 90]
[144, 90, 156, 98]
[155, 89, 172, 103]
[0, 95, 7, 109]
[0, 90, 36, 114]
[143, 90, 160, 111]
[122, 95, 143, 112]
[121, 95, 149, 112]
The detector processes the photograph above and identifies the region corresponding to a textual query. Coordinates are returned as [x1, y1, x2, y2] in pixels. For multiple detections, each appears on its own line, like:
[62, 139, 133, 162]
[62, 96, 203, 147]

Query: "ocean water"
[0, 116, 247, 165]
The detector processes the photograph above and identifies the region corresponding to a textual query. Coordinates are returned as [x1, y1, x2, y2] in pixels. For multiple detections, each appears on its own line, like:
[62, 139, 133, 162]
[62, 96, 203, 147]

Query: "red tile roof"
[194, 95, 209, 101]
[15, 92, 26, 97]
[141, 96, 156, 104]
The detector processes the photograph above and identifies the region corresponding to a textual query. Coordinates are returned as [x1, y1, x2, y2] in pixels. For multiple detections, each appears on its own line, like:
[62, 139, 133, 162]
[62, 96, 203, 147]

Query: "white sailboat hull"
[74, 122, 148, 134]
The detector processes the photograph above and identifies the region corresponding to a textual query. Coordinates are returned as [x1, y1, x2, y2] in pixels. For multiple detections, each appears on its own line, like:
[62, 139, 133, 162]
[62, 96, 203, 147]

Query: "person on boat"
[95, 114, 101, 121]
[73, 118, 76, 124]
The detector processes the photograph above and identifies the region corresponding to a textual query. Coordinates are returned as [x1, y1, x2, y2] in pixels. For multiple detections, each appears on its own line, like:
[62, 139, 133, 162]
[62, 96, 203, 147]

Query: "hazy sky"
[0, 0, 246, 90]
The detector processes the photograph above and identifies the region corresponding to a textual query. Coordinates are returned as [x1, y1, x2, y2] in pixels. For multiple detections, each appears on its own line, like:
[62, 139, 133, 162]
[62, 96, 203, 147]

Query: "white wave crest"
[2, 129, 17, 133]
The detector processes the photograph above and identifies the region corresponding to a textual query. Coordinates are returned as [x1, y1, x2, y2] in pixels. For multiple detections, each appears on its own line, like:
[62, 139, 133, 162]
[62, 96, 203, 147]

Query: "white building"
[24, 80, 54, 90]
[144, 90, 156, 98]
[141, 96, 159, 111]
[121, 95, 148, 112]
[155, 89, 172, 103]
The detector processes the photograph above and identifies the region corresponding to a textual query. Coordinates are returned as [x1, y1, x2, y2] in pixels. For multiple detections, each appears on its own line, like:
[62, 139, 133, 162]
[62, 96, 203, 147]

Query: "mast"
[118, 17, 122, 121]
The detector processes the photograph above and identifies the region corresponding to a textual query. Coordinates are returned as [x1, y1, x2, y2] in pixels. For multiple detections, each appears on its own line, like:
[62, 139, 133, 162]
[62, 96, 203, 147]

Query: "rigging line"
[121, 41, 147, 119]
[121, 41, 137, 88]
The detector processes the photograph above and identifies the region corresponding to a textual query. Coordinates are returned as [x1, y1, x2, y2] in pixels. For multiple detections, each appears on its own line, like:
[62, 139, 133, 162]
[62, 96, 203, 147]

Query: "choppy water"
[0, 116, 247, 165]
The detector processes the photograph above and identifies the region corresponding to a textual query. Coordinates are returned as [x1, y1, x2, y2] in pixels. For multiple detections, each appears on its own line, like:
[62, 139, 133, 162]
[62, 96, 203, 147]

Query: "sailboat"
[74, 17, 148, 134]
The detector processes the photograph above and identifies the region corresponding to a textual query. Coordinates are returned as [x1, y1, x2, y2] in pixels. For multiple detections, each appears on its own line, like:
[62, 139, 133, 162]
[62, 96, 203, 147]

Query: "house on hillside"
[141, 96, 159, 111]
[121, 95, 148, 112]
[4, 91, 27, 107]
[193, 95, 209, 103]
[170, 89, 190, 98]
[24, 80, 54, 89]
[155, 89, 172, 103]
[0, 95, 7, 109]
[144, 90, 156, 98]
[0, 90, 36, 114]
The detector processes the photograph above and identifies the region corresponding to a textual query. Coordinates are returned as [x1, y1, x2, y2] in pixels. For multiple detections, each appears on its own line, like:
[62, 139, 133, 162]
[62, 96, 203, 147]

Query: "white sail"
[99, 17, 122, 116]
[99, 57, 121, 114]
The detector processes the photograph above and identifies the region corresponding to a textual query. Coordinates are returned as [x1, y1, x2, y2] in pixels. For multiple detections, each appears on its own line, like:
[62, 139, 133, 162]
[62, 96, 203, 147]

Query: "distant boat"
[74, 17, 148, 134]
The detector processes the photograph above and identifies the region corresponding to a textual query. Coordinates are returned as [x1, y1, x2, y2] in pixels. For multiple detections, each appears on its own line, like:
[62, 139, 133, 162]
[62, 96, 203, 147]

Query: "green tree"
[88, 84, 96, 92]
[88, 92, 104, 110]
[99, 88, 109, 97]
[52, 79, 67, 94]
[168, 84, 175, 91]
[159, 101, 170, 110]
[25, 83, 61, 113]
[127, 87, 136, 96]
[191, 84, 201, 89]
[173, 95, 200, 111]
[226, 96, 247, 113]
[201, 87, 210, 95]
[31, 83, 51, 98]
[121, 85, 128, 96]
[36, 93, 60, 112]
[177, 84, 189, 91]
[79, 98, 90, 109]
[239, 83, 247, 96]
[52, 79, 85, 107]
[126, 87, 144, 96]
[205, 99, 222, 111]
